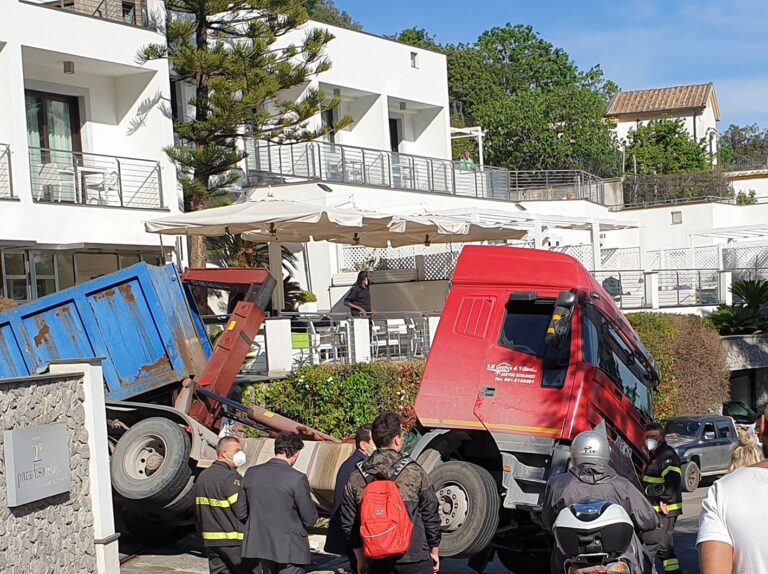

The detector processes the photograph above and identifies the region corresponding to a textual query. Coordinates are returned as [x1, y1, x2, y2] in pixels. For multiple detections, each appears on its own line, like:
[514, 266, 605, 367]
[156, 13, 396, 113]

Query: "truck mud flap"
[501, 444, 569, 509]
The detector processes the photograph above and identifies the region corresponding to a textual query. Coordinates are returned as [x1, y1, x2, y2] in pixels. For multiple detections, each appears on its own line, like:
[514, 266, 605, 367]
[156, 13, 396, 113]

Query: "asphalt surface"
[120, 487, 708, 574]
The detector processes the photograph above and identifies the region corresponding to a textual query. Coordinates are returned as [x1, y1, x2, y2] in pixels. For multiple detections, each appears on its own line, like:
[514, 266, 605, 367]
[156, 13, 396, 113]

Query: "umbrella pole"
[268, 241, 285, 313]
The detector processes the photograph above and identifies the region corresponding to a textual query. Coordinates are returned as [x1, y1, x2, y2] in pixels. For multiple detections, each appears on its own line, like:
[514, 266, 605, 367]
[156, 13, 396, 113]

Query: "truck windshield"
[499, 299, 553, 357]
[665, 421, 701, 437]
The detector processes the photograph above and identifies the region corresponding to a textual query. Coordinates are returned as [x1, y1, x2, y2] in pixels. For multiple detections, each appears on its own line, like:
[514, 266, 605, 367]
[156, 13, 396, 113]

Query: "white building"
[0, 0, 179, 301]
[606, 83, 721, 159]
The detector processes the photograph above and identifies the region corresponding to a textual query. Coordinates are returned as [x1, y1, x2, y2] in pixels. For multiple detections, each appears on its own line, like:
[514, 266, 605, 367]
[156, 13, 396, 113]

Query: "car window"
[726, 403, 750, 417]
[499, 299, 554, 358]
[703, 422, 716, 439]
[665, 421, 700, 437]
[717, 423, 733, 439]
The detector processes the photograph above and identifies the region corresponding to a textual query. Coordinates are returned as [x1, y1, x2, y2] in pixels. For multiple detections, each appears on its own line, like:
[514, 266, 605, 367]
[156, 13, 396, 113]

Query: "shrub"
[730, 278, 768, 310]
[709, 305, 762, 336]
[241, 361, 424, 438]
[628, 313, 730, 418]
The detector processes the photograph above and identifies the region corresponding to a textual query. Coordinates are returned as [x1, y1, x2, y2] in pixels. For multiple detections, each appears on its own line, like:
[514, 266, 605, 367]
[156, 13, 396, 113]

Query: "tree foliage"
[718, 123, 768, 169]
[624, 119, 709, 175]
[395, 24, 620, 175]
[140, 0, 348, 269]
[306, 0, 363, 31]
[628, 313, 730, 418]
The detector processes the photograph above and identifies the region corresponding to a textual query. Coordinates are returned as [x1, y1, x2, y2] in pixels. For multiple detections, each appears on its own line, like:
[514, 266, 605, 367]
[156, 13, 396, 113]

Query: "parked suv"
[663, 416, 738, 491]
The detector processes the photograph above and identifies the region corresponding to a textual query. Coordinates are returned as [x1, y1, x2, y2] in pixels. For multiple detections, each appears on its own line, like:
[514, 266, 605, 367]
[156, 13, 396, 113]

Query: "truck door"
[700, 422, 720, 472]
[715, 420, 736, 471]
[475, 294, 571, 439]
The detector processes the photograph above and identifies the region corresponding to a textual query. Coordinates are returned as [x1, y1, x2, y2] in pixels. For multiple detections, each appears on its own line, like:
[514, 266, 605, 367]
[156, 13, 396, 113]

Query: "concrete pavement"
[120, 488, 709, 574]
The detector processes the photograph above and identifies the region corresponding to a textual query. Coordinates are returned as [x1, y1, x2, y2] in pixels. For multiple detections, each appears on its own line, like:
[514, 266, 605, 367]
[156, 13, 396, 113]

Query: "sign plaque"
[4, 423, 71, 507]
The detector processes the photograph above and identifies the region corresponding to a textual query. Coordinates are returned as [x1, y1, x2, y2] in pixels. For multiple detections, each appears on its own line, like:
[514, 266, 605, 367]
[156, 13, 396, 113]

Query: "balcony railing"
[0, 144, 12, 199]
[29, 148, 163, 209]
[244, 139, 605, 204]
[23, 0, 150, 28]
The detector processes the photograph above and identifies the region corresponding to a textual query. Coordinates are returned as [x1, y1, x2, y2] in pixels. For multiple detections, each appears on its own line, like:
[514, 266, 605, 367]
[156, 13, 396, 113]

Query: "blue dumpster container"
[0, 263, 213, 400]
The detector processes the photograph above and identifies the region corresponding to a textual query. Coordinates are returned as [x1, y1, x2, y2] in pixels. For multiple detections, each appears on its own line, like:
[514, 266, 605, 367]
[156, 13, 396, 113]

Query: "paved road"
[120, 488, 708, 574]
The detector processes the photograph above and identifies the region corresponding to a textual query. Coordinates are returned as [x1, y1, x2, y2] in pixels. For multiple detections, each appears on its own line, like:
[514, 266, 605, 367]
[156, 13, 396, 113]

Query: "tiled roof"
[606, 83, 720, 120]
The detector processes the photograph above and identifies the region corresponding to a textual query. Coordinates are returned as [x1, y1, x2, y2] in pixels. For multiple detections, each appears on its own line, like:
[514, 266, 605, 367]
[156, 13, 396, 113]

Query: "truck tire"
[111, 417, 192, 505]
[118, 502, 192, 544]
[430, 461, 500, 558]
[683, 461, 701, 492]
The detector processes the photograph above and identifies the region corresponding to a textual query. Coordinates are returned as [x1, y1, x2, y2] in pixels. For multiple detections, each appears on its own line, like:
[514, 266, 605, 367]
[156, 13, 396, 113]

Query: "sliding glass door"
[26, 91, 81, 201]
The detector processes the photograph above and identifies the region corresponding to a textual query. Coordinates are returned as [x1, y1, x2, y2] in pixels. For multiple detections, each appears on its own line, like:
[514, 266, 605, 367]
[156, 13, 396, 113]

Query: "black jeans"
[644, 515, 680, 572]
[207, 545, 245, 574]
[369, 559, 433, 574]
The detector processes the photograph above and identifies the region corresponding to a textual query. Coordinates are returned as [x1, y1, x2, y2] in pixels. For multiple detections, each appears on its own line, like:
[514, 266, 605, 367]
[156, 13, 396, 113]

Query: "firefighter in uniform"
[195, 436, 248, 574]
[642, 422, 683, 573]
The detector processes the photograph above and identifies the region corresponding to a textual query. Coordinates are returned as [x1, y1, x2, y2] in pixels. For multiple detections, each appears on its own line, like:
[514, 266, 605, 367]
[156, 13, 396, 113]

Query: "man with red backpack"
[340, 412, 441, 574]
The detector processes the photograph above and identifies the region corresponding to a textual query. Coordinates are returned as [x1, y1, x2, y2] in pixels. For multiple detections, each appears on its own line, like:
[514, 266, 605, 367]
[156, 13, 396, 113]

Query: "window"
[56, 254, 76, 290]
[2, 252, 28, 301]
[33, 253, 57, 298]
[119, 255, 141, 269]
[410, 51, 419, 68]
[583, 310, 653, 417]
[322, 109, 336, 144]
[665, 421, 701, 437]
[671, 211, 683, 225]
[75, 253, 118, 283]
[703, 422, 716, 439]
[499, 299, 554, 358]
[717, 423, 732, 439]
[25, 91, 81, 153]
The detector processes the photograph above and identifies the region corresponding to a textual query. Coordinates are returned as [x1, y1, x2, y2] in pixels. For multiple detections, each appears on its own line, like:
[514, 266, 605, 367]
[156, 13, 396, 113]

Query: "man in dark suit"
[234, 432, 319, 574]
[325, 425, 375, 572]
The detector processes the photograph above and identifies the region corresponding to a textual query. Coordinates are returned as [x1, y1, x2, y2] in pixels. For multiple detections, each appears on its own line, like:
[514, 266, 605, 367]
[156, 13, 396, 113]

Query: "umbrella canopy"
[144, 197, 393, 239]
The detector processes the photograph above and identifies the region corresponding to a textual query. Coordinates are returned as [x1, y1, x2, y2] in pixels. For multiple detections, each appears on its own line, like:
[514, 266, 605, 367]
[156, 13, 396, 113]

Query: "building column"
[644, 272, 660, 309]
[533, 216, 544, 249]
[351, 318, 371, 363]
[264, 318, 292, 376]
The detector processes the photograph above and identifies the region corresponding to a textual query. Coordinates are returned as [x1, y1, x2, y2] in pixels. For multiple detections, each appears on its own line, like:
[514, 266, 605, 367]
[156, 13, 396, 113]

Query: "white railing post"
[351, 318, 372, 363]
[720, 271, 733, 306]
[644, 272, 660, 309]
[265, 318, 292, 376]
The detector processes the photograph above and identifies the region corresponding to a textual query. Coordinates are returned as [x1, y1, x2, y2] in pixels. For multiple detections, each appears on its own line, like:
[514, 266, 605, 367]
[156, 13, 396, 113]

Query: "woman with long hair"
[728, 430, 764, 473]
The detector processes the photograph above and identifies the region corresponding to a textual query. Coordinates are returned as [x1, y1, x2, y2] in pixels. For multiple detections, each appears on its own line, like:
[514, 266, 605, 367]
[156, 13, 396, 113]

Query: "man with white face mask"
[642, 422, 683, 573]
[196, 435, 247, 573]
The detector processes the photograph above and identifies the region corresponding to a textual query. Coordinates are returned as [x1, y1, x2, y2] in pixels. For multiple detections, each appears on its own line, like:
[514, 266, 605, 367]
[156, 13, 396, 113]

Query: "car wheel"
[683, 461, 701, 492]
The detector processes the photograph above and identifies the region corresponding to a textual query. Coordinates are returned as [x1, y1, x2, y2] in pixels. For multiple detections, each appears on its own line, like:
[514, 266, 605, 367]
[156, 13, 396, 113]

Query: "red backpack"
[358, 457, 414, 560]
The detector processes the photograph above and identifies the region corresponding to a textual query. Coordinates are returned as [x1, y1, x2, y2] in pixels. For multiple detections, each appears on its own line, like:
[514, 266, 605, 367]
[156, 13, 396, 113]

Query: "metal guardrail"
[244, 139, 605, 203]
[591, 270, 646, 309]
[23, 0, 150, 28]
[29, 147, 163, 209]
[657, 269, 720, 307]
[0, 144, 12, 199]
[611, 195, 734, 211]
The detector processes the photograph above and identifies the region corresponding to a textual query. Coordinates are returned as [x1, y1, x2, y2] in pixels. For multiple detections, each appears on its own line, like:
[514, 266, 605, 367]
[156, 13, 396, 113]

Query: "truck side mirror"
[545, 291, 577, 348]
[704, 431, 716, 440]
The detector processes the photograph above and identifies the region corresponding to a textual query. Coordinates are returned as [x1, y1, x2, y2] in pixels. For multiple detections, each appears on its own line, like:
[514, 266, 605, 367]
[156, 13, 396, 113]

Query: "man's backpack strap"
[391, 456, 414, 480]
[357, 460, 373, 483]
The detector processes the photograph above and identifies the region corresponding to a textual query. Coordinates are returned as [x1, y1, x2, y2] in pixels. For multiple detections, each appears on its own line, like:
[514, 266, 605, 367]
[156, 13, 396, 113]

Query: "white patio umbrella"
[145, 196, 395, 310]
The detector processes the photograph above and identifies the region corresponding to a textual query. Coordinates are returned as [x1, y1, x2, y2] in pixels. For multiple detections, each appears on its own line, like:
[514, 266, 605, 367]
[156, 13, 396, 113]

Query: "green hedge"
[241, 362, 423, 438]
[628, 313, 730, 419]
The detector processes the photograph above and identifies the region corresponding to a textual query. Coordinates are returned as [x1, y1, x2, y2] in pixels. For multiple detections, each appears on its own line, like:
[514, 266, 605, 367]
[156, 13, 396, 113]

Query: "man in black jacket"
[325, 425, 375, 573]
[642, 422, 683, 573]
[340, 412, 441, 574]
[234, 432, 319, 574]
[195, 435, 247, 574]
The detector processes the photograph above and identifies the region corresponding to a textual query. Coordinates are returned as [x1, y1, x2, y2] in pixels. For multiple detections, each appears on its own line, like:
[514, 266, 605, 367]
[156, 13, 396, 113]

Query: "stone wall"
[0, 373, 96, 574]
[722, 334, 768, 371]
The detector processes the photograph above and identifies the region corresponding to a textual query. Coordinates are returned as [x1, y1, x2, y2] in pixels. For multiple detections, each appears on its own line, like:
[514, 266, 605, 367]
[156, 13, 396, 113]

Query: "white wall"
[0, 0, 179, 250]
[274, 21, 451, 159]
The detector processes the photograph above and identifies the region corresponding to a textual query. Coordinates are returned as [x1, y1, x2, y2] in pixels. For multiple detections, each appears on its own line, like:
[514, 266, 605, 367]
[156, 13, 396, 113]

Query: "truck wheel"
[683, 461, 701, 492]
[111, 417, 191, 505]
[430, 461, 500, 558]
[118, 503, 192, 544]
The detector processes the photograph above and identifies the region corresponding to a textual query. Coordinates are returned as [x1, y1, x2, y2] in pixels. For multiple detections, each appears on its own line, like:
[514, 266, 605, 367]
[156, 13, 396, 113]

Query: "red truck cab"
[411, 246, 659, 567]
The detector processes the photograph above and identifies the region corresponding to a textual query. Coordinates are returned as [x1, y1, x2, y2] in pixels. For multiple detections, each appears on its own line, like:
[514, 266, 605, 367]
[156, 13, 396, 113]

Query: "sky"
[334, 0, 768, 128]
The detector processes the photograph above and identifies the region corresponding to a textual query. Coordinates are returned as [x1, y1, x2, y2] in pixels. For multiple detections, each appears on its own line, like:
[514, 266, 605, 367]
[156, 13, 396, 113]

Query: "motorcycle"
[553, 500, 635, 574]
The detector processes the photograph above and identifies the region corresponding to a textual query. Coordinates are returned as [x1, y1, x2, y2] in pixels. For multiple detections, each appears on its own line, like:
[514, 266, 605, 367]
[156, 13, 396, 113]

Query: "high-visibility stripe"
[419, 417, 561, 436]
[663, 557, 680, 571]
[642, 475, 665, 484]
[202, 531, 244, 541]
[661, 466, 682, 478]
[195, 493, 238, 508]
[653, 503, 682, 512]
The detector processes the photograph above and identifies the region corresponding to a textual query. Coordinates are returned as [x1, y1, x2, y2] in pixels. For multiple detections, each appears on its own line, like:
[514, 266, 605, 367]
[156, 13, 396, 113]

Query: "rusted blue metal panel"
[0, 263, 212, 400]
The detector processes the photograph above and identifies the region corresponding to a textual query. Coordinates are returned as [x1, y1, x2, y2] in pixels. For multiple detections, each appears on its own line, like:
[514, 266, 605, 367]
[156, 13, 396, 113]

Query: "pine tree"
[140, 0, 348, 269]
